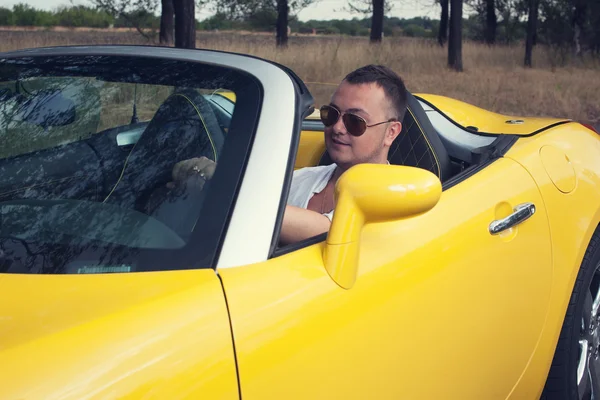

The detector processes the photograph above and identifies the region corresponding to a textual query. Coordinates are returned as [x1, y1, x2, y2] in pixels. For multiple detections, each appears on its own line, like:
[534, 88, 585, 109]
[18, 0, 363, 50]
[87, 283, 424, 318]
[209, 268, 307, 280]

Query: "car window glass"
[0, 55, 256, 274]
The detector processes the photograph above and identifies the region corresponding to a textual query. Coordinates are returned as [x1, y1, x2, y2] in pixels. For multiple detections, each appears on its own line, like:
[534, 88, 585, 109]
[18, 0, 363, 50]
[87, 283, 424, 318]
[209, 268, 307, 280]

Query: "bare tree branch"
[346, 0, 392, 15]
[91, 0, 159, 41]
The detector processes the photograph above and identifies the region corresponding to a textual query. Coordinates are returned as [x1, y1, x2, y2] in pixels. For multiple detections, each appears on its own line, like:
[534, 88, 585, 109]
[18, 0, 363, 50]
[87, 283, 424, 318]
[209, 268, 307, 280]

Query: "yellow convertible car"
[0, 46, 599, 400]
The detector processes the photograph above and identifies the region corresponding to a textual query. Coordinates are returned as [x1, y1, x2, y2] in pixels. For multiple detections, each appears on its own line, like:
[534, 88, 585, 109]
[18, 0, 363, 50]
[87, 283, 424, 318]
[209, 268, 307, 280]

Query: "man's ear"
[384, 121, 402, 147]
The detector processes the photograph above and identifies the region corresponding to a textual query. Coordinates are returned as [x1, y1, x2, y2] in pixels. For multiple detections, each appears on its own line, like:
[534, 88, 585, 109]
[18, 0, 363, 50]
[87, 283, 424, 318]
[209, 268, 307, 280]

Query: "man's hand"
[280, 205, 331, 246]
[168, 156, 216, 189]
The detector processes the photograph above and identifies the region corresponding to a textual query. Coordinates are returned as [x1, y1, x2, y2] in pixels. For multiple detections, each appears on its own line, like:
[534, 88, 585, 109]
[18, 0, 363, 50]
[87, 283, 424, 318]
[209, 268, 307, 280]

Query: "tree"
[572, 0, 587, 56]
[524, 0, 538, 66]
[276, 0, 289, 47]
[438, 0, 449, 45]
[485, 0, 496, 44]
[463, 0, 526, 44]
[11, 3, 55, 26]
[590, 0, 600, 54]
[448, 0, 463, 71]
[537, 0, 575, 63]
[496, 0, 527, 44]
[92, 0, 198, 48]
[213, 0, 313, 45]
[370, 0, 385, 42]
[92, 0, 158, 40]
[173, 0, 195, 48]
[159, 0, 174, 45]
[347, 0, 392, 43]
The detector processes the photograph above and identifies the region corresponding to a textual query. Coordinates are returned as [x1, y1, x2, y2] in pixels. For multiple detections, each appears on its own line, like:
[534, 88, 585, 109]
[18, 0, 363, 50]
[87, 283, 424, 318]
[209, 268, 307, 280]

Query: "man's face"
[324, 80, 401, 169]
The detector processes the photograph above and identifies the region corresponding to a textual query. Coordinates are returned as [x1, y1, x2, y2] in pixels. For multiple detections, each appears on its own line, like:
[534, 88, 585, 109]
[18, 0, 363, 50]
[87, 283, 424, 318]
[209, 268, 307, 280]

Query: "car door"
[0, 47, 277, 399]
[0, 270, 239, 399]
[219, 156, 552, 399]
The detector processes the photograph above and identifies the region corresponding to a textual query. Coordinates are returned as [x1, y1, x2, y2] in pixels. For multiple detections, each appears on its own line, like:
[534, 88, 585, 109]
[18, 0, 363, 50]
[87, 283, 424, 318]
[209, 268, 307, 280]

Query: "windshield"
[0, 54, 258, 274]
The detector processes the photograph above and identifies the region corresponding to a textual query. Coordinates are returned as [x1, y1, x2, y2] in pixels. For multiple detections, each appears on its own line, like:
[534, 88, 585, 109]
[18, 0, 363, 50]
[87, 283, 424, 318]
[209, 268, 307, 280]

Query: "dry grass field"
[1, 29, 599, 125]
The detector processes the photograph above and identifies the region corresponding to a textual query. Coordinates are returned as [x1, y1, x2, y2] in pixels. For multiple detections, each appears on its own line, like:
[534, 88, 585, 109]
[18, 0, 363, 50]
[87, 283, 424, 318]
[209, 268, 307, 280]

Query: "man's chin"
[327, 151, 353, 168]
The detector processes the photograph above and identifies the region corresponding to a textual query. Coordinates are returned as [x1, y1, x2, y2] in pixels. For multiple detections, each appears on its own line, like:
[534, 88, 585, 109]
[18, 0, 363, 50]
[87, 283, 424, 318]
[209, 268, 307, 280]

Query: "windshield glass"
[0, 54, 257, 274]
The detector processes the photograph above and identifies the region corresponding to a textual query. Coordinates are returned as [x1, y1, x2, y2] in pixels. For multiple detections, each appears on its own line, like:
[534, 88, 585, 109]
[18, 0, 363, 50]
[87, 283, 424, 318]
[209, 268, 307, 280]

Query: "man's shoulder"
[288, 163, 336, 208]
[292, 163, 337, 181]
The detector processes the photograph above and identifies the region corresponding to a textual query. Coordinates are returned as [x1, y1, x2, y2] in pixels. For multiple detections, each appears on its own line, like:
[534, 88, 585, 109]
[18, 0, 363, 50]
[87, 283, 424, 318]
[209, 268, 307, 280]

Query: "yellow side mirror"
[324, 164, 442, 289]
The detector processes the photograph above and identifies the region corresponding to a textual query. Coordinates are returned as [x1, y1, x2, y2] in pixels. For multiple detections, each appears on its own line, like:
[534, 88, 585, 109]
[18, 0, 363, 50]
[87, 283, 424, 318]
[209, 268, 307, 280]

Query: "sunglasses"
[320, 104, 398, 137]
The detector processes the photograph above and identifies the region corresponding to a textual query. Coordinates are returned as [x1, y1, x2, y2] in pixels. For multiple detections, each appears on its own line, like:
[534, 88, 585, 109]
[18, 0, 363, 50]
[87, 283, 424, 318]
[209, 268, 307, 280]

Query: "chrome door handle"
[489, 202, 536, 235]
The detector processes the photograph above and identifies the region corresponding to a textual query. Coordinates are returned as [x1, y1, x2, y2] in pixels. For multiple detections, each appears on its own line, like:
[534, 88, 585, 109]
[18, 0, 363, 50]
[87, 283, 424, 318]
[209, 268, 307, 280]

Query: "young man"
[280, 65, 407, 244]
[171, 64, 408, 246]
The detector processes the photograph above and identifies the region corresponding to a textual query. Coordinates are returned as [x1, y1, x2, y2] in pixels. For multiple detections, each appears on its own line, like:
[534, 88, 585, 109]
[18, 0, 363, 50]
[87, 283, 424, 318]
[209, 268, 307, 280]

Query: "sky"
[1, 0, 440, 21]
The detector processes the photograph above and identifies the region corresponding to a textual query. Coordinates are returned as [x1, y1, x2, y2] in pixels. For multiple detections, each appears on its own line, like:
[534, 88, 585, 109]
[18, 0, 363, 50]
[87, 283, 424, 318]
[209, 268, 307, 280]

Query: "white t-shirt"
[287, 163, 338, 221]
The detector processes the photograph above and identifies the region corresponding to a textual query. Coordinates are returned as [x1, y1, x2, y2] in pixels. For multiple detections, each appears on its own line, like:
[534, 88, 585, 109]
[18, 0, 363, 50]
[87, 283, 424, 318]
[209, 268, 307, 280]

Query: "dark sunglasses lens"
[320, 106, 339, 127]
[343, 114, 367, 136]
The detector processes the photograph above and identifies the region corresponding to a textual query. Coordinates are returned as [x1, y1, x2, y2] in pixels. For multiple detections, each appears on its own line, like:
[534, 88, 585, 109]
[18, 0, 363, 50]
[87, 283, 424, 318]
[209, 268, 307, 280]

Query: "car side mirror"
[324, 164, 442, 289]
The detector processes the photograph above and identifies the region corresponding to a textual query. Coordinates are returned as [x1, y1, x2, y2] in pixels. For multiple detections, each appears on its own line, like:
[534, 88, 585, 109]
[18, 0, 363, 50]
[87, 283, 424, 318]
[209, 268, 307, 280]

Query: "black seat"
[104, 88, 224, 212]
[320, 91, 452, 182]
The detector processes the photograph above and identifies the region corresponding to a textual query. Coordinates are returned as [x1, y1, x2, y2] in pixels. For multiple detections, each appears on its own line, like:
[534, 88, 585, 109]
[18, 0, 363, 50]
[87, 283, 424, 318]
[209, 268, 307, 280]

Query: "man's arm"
[170, 158, 332, 246]
[280, 205, 331, 246]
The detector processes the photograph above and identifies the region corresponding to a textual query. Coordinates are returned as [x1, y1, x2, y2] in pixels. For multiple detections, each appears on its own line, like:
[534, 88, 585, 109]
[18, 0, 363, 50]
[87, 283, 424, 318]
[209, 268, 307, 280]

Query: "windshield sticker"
[77, 265, 132, 274]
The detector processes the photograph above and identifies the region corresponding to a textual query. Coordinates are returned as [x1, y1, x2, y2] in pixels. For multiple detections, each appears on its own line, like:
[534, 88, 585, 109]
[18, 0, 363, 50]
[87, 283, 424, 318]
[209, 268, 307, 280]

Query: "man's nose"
[332, 114, 347, 134]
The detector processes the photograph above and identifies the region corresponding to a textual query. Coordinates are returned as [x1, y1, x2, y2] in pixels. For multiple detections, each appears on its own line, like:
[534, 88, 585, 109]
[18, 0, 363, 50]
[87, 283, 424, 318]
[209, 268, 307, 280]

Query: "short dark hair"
[344, 64, 408, 122]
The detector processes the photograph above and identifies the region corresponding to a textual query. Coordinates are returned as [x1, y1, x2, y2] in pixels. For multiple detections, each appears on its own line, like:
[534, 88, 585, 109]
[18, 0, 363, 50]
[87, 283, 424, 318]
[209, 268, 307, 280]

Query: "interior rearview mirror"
[324, 164, 442, 289]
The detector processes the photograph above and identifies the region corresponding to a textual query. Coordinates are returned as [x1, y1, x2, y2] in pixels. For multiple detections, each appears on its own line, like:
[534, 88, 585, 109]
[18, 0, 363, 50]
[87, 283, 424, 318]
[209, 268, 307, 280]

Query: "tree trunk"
[448, 0, 463, 71]
[572, 0, 587, 56]
[159, 0, 174, 46]
[276, 0, 289, 47]
[592, 2, 600, 55]
[173, 0, 195, 49]
[524, 0, 538, 67]
[370, 0, 384, 43]
[485, 0, 496, 44]
[438, 0, 449, 46]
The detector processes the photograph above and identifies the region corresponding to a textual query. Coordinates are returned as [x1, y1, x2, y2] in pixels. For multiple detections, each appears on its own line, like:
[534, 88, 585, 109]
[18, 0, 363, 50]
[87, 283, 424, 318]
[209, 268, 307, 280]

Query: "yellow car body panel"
[0, 270, 238, 400]
[415, 93, 570, 135]
[220, 157, 558, 399]
[214, 90, 236, 103]
[497, 123, 600, 398]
